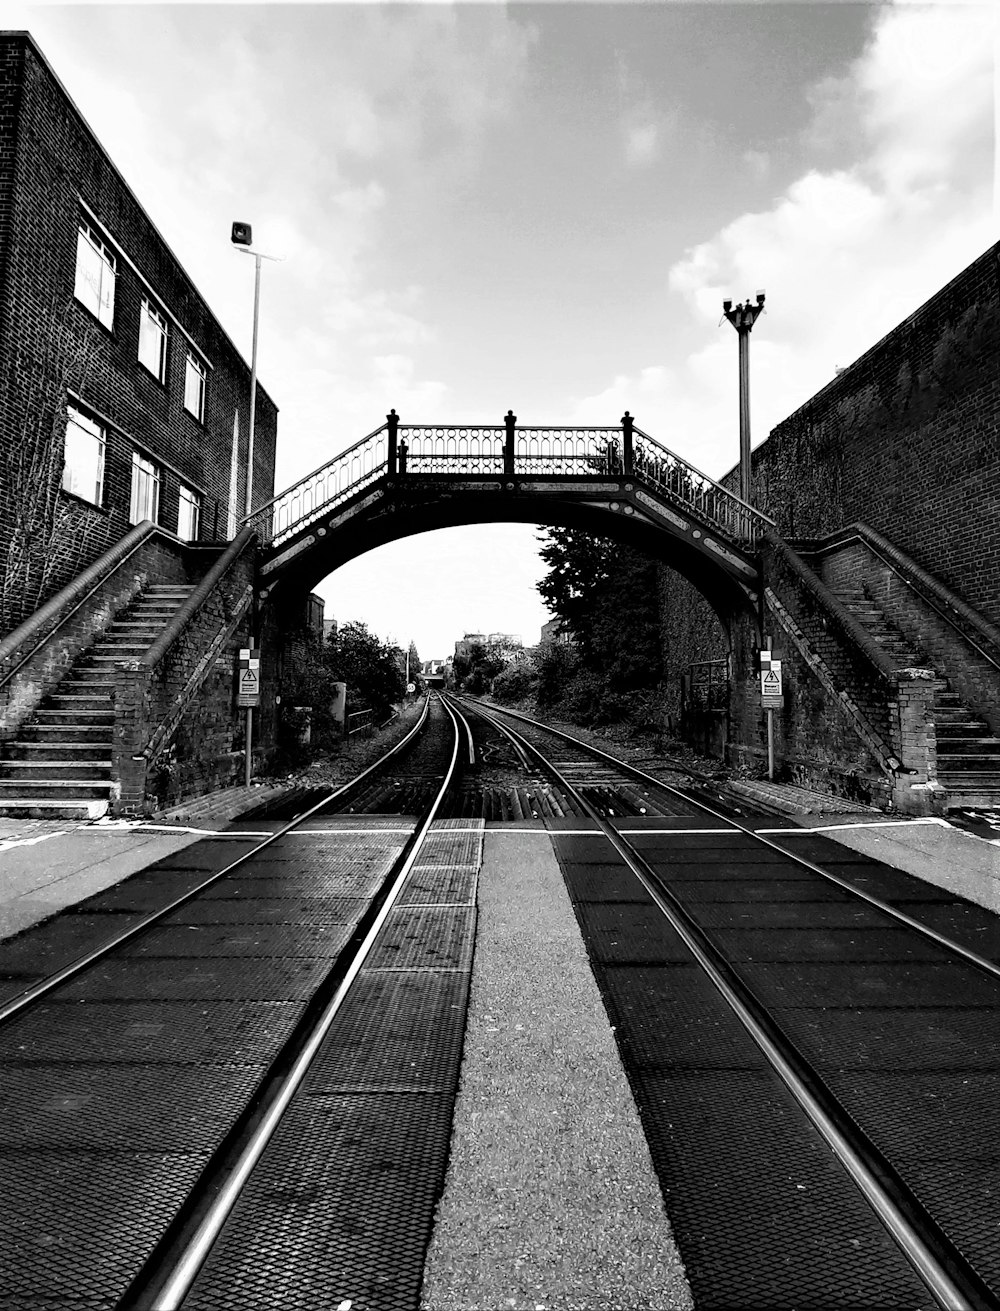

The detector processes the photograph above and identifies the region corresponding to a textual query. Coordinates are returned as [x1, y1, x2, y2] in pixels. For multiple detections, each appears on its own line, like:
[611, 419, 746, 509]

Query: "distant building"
[322, 616, 338, 644]
[0, 33, 278, 635]
[540, 617, 574, 645]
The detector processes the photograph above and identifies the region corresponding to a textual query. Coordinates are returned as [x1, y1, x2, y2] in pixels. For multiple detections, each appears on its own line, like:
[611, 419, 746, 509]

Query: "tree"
[535, 527, 664, 724]
[326, 620, 407, 722]
[452, 640, 506, 695]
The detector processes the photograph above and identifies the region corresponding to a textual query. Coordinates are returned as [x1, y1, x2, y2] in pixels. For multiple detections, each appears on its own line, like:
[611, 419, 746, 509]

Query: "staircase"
[831, 587, 1000, 806]
[0, 584, 193, 819]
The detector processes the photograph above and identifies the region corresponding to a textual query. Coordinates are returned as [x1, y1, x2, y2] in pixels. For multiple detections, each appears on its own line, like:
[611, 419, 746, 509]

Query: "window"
[62, 406, 105, 506]
[138, 298, 168, 382]
[129, 452, 161, 525]
[184, 352, 206, 421]
[177, 484, 201, 542]
[74, 221, 116, 328]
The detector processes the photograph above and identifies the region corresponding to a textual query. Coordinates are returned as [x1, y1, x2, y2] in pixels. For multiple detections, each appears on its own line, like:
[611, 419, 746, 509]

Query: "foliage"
[535, 527, 664, 726]
[490, 660, 536, 705]
[327, 619, 407, 723]
[452, 640, 507, 695]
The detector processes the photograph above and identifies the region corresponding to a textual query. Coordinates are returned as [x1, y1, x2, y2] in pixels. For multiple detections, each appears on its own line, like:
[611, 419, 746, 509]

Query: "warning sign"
[236, 648, 261, 708]
[759, 655, 782, 706]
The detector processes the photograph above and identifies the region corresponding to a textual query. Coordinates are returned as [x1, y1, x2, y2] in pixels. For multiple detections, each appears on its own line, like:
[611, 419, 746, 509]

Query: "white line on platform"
[756, 818, 952, 834]
[0, 829, 71, 852]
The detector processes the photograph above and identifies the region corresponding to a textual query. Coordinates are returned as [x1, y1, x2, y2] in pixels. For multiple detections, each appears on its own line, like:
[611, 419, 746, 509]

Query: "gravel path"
[420, 829, 693, 1311]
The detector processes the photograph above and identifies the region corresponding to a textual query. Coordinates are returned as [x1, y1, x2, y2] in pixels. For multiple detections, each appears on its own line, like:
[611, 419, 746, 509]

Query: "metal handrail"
[250, 415, 777, 552]
[818, 523, 1000, 677]
[241, 422, 389, 524]
[0, 520, 158, 693]
[632, 426, 775, 525]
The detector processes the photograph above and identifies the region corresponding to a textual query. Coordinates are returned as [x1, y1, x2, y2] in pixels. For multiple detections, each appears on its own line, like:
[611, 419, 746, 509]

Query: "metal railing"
[247, 412, 775, 552]
[632, 426, 773, 545]
[400, 426, 505, 474]
[244, 422, 389, 546]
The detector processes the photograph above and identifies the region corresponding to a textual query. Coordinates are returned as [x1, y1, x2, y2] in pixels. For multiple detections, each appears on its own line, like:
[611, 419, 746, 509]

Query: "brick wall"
[807, 530, 1000, 737]
[0, 35, 278, 635]
[112, 539, 257, 814]
[737, 241, 1000, 628]
[0, 527, 191, 739]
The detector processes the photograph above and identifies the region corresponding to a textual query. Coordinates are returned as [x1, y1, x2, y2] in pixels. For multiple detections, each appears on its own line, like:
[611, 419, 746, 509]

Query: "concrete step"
[18, 723, 112, 743]
[90, 643, 149, 655]
[33, 709, 114, 726]
[0, 797, 108, 819]
[937, 755, 1000, 771]
[935, 720, 989, 735]
[0, 778, 112, 800]
[0, 759, 113, 781]
[4, 741, 112, 761]
[46, 694, 116, 712]
[935, 738, 1000, 756]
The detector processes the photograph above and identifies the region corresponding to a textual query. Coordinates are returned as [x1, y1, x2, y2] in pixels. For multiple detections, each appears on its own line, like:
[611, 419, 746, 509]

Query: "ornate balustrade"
[400, 426, 505, 474]
[632, 425, 773, 545]
[245, 423, 388, 545]
[246, 410, 774, 554]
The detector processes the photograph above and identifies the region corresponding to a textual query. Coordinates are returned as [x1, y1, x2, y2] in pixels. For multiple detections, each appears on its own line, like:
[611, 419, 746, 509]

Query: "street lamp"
[722, 289, 766, 506]
[231, 221, 282, 517]
[231, 221, 281, 788]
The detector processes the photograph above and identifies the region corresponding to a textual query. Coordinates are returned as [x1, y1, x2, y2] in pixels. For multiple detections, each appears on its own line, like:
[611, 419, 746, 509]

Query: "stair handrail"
[821, 523, 1000, 676]
[633, 425, 775, 545]
[140, 526, 257, 672]
[240, 421, 389, 541]
[0, 520, 158, 693]
[764, 528, 898, 682]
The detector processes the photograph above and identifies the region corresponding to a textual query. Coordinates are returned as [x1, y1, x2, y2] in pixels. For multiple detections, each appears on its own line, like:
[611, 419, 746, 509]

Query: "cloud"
[572, 1, 995, 480]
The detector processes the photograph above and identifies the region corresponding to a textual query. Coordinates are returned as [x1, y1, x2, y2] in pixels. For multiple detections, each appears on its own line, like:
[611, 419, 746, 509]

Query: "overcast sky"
[7, 1, 996, 661]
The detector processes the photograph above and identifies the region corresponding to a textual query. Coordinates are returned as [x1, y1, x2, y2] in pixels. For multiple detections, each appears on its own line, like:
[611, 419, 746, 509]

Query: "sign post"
[759, 652, 782, 781]
[237, 647, 261, 787]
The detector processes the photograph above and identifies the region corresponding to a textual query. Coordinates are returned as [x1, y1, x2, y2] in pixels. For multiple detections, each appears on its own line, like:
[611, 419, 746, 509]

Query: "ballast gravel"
[420, 829, 693, 1311]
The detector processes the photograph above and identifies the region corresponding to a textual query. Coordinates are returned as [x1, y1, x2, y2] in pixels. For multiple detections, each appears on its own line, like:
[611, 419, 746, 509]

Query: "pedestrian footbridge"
[247, 410, 774, 613]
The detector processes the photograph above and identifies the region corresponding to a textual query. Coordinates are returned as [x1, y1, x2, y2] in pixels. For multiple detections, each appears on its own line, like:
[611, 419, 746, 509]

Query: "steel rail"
[0, 696, 434, 1027]
[140, 693, 466, 1310]
[465, 699, 1000, 984]
[467, 702, 994, 1311]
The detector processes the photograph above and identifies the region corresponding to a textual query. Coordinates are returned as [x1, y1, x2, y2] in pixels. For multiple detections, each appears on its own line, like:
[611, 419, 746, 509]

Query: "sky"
[6, 0, 996, 661]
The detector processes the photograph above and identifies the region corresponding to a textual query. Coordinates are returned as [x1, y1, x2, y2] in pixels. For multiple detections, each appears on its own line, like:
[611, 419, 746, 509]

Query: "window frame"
[177, 484, 201, 543]
[183, 351, 207, 423]
[74, 220, 117, 329]
[137, 296, 169, 383]
[62, 405, 106, 507]
[129, 450, 162, 526]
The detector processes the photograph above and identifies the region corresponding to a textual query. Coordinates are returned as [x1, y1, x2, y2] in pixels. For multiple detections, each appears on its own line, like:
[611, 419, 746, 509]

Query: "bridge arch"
[250, 414, 774, 641]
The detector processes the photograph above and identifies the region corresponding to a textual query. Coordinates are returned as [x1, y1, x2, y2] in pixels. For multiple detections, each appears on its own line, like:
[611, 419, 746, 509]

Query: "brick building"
[0, 31, 278, 637]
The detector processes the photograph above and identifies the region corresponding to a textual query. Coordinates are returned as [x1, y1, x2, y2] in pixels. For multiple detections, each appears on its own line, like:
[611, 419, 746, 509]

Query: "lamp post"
[722, 290, 766, 506]
[231, 221, 281, 787]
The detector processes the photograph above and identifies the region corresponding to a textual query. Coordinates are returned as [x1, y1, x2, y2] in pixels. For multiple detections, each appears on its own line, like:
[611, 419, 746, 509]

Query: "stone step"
[936, 722, 991, 737]
[32, 708, 114, 726]
[935, 738, 1000, 756]
[0, 778, 112, 800]
[937, 754, 1000, 769]
[0, 759, 113, 781]
[19, 720, 112, 739]
[56, 677, 116, 693]
[46, 693, 115, 712]
[90, 642, 149, 655]
[4, 741, 112, 761]
[0, 797, 108, 819]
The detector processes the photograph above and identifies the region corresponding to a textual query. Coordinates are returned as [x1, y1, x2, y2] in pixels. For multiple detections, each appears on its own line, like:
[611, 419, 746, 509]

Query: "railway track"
[5, 690, 1000, 1307]
[455, 695, 1000, 1309]
[0, 696, 480, 1310]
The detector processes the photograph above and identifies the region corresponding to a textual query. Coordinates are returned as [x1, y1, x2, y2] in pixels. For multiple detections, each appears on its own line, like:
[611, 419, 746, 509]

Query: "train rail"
[0, 695, 478, 1309]
[455, 696, 1000, 1309]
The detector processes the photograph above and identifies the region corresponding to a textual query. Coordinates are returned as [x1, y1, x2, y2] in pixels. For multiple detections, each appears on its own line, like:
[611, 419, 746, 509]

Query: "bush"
[491, 662, 536, 705]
